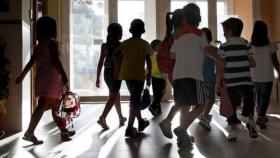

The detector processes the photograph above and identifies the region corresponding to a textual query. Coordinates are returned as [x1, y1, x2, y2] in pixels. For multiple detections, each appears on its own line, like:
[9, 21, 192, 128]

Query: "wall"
[0, 0, 31, 131]
[48, 0, 61, 41]
[233, 0, 253, 40]
[271, 0, 280, 41]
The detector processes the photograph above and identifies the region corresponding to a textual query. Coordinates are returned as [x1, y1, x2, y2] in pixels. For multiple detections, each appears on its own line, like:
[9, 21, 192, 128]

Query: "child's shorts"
[125, 80, 144, 108]
[0, 100, 7, 114]
[173, 78, 205, 106]
[203, 82, 215, 106]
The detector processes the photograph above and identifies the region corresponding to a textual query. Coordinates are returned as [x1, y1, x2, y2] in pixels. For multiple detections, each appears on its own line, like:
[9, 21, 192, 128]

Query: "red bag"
[220, 85, 234, 117]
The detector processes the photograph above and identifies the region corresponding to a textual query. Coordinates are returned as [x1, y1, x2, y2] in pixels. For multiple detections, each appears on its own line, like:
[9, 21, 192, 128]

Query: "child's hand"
[15, 76, 23, 84]
[215, 83, 222, 95]
[96, 78, 100, 88]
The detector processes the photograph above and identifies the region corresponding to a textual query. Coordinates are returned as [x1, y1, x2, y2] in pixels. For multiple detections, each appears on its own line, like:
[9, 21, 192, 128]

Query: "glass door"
[70, 0, 109, 97]
[171, 0, 208, 28]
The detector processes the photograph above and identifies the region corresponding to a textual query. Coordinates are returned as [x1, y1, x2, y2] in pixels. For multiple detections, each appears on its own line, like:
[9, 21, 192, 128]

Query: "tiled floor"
[1, 101, 280, 158]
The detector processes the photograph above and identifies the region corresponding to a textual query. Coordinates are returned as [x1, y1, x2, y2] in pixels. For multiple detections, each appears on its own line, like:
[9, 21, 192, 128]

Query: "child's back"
[35, 39, 63, 98]
[119, 37, 152, 80]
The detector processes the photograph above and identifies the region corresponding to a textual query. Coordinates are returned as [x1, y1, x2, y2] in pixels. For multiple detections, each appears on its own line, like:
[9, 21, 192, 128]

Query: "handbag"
[220, 85, 234, 117]
[140, 85, 151, 110]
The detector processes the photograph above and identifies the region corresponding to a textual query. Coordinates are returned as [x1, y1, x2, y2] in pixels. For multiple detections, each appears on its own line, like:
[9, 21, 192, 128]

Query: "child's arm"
[215, 57, 224, 93]
[248, 56, 256, 68]
[204, 46, 225, 69]
[271, 52, 280, 76]
[145, 56, 152, 86]
[15, 48, 38, 84]
[49, 40, 68, 84]
[96, 45, 106, 88]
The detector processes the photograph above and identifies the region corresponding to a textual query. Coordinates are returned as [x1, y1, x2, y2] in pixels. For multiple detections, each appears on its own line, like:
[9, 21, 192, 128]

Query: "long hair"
[36, 16, 57, 41]
[106, 23, 122, 46]
[251, 20, 269, 46]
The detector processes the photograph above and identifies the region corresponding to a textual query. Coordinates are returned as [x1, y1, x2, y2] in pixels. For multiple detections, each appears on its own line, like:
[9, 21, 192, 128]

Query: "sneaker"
[246, 121, 258, 139]
[148, 105, 162, 117]
[199, 117, 211, 130]
[97, 117, 109, 130]
[227, 127, 237, 141]
[173, 127, 193, 149]
[61, 130, 76, 141]
[159, 119, 173, 139]
[256, 117, 266, 129]
[138, 119, 149, 132]
[119, 117, 127, 127]
[125, 127, 140, 138]
[0, 130, 5, 138]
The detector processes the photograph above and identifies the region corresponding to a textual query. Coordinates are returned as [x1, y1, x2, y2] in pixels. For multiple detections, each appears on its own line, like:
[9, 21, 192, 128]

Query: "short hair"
[201, 27, 212, 43]
[129, 19, 145, 35]
[36, 16, 57, 41]
[150, 39, 161, 51]
[221, 17, 243, 37]
[182, 3, 201, 26]
[251, 20, 269, 46]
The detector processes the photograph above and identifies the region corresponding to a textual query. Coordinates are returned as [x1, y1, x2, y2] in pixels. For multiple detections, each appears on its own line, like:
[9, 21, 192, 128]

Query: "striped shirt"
[218, 37, 253, 87]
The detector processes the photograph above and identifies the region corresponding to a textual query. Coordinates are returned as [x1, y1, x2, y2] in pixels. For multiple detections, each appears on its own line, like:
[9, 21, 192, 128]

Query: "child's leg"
[151, 77, 166, 106]
[25, 97, 45, 135]
[254, 82, 262, 111]
[0, 100, 6, 129]
[180, 105, 203, 129]
[227, 87, 242, 125]
[202, 83, 215, 118]
[113, 93, 124, 119]
[258, 82, 273, 118]
[50, 98, 67, 132]
[241, 85, 258, 138]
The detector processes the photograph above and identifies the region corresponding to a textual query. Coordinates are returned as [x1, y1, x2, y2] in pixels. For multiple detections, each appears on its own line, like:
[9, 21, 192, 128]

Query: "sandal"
[97, 117, 109, 129]
[22, 133, 43, 144]
[119, 117, 127, 127]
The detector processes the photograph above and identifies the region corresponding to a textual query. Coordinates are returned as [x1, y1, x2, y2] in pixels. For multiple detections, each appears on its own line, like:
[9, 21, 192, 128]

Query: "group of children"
[95, 3, 279, 148]
[10, 3, 278, 149]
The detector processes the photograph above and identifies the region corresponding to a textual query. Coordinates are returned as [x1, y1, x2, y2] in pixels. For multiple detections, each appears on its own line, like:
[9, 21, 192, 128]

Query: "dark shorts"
[126, 80, 144, 108]
[173, 78, 205, 106]
[203, 82, 215, 105]
[104, 68, 121, 92]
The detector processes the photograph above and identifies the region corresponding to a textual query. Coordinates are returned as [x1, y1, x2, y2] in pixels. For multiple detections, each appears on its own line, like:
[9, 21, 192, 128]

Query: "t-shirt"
[102, 41, 121, 69]
[218, 37, 253, 87]
[119, 37, 153, 80]
[170, 27, 209, 81]
[203, 45, 218, 82]
[251, 43, 278, 82]
[151, 52, 163, 78]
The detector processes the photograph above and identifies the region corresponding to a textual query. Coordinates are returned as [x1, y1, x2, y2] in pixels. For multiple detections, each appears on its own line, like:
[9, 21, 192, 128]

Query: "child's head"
[36, 16, 57, 41]
[107, 23, 123, 42]
[129, 19, 145, 37]
[251, 20, 269, 46]
[171, 9, 183, 30]
[201, 27, 212, 43]
[150, 39, 161, 52]
[221, 17, 243, 38]
[182, 3, 201, 27]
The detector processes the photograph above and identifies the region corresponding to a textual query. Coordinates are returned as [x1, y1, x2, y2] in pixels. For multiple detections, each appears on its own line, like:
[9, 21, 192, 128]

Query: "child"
[250, 20, 279, 129]
[216, 17, 258, 141]
[171, 3, 224, 148]
[148, 39, 166, 117]
[96, 23, 126, 130]
[0, 37, 10, 138]
[118, 19, 152, 138]
[16, 16, 75, 144]
[158, 9, 184, 139]
[198, 28, 218, 130]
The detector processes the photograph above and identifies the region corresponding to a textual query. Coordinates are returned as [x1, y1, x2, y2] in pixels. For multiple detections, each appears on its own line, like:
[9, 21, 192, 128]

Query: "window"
[118, 0, 156, 42]
[70, 0, 109, 96]
[171, 0, 208, 28]
[217, 0, 229, 43]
